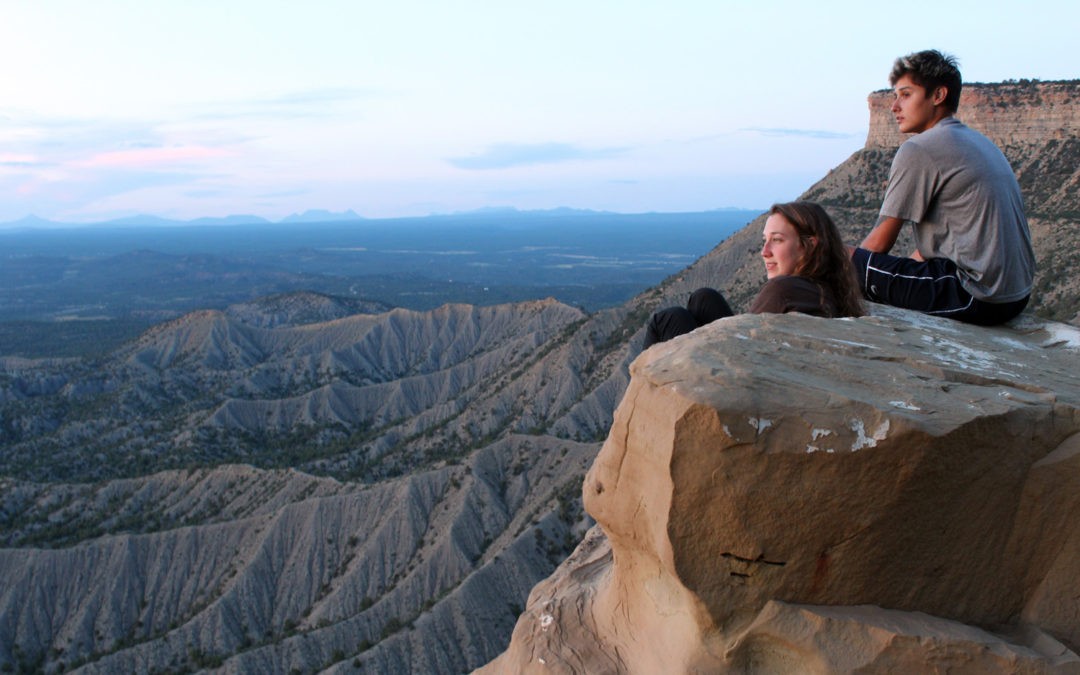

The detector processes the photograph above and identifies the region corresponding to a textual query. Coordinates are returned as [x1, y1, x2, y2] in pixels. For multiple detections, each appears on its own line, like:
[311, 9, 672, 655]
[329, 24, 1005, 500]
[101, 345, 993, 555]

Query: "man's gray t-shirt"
[879, 117, 1035, 302]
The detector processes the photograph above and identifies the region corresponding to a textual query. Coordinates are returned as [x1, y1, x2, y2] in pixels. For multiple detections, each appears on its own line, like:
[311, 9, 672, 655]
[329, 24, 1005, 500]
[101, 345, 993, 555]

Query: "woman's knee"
[687, 287, 733, 325]
[644, 306, 698, 347]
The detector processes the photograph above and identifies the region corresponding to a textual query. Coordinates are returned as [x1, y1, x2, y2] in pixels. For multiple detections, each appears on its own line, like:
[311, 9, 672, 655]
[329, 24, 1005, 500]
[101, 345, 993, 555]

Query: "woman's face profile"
[761, 213, 804, 278]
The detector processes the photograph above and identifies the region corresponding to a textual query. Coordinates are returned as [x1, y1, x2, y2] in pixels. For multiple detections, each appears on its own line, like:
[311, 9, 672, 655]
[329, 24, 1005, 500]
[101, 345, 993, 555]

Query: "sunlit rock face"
[481, 306, 1080, 674]
[865, 80, 1080, 149]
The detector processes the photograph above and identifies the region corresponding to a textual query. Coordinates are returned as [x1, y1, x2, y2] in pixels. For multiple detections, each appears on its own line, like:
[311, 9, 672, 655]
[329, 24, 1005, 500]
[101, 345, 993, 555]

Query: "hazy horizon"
[0, 204, 767, 230]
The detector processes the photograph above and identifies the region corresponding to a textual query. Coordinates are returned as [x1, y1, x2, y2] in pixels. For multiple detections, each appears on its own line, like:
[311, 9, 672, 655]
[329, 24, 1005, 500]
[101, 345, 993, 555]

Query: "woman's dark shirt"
[748, 275, 839, 317]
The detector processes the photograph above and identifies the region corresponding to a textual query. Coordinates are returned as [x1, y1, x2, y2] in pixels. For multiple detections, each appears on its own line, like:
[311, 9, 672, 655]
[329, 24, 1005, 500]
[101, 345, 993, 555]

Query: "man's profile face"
[891, 74, 947, 134]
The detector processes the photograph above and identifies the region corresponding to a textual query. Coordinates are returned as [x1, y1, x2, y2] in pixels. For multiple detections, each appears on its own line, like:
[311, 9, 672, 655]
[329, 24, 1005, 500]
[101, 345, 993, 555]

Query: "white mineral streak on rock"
[993, 336, 1033, 351]
[808, 428, 835, 454]
[890, 401, 921, 411]
[826, 337, 879, 349]
[1044, 323, 1080, 349]
[748, 417, 772, 434]
[921, 333, 1014, 376]
[850, 418, 890, 451]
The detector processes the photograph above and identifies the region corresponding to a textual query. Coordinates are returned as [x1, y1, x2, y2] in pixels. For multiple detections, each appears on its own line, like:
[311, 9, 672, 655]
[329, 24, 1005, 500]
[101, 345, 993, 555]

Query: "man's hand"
[860, 216, 905, 253]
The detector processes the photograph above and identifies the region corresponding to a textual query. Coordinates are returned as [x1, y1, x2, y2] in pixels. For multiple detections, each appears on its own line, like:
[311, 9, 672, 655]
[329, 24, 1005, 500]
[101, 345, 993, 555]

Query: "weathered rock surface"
[482, 307, 1080, 673]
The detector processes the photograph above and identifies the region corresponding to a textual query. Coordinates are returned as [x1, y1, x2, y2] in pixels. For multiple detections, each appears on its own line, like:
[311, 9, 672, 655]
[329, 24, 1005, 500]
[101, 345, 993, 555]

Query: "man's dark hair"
[890, 49, 962, 113]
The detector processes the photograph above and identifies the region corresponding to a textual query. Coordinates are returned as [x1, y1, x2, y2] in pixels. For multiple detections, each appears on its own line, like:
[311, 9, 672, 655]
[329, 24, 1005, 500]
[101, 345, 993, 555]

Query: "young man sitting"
[851, 49, 1036, 326]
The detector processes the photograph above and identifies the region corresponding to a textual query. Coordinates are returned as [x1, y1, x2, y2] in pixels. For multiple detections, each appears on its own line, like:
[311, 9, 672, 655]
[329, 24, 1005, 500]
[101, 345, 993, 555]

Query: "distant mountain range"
[0, 209, 364, 229]
[0, 205, 766, 231]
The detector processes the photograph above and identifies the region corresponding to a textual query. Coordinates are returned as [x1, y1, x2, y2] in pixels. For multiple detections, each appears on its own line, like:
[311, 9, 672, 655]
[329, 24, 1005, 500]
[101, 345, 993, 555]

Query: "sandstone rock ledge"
[480, 306, 1080, 674]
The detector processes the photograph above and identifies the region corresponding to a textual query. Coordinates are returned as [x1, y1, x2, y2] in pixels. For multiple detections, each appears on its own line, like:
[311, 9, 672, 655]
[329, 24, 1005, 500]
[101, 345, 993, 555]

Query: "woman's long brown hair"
[769, 201, 864, 317]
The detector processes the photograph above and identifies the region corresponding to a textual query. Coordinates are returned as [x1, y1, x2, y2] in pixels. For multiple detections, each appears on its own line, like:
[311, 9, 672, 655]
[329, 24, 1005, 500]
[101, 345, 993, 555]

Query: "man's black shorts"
[851, 248, 1028, 326]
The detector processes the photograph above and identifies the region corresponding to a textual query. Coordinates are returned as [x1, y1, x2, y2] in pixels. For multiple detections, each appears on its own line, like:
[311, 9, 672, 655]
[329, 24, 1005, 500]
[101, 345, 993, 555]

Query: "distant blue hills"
[0, 209, 364, 230]
[0, 206, 762, 230]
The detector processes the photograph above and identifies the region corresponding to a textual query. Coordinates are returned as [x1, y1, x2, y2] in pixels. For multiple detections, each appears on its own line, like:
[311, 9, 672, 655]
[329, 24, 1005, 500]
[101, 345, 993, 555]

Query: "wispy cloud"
[5, 166, 205, 208]
[0, 110, 244, 219]
[0, 153, 38, 166]
[74, 145, 234, 169]
[0, 111, 243, 175]
[259, 188, 310, 199]
[448, 142, 626, 170]
[189, 87, 391, 122]
[264, 87, 387, 106]
[742, 127, 859, 140]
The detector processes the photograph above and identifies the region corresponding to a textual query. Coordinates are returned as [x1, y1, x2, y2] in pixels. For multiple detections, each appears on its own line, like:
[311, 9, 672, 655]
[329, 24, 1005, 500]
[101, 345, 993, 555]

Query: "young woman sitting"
[643, 201, 864, 348]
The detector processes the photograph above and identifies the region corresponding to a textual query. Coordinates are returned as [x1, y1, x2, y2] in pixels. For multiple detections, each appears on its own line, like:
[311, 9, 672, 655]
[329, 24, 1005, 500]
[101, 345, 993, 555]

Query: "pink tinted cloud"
[76, 145, 233, 168]
[0, 153, 38, 164]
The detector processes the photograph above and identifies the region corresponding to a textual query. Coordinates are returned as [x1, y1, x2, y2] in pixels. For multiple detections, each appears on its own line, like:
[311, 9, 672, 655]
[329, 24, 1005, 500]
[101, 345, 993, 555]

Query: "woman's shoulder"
[759, 275, 820, 296]
[750, 275, 829, 315]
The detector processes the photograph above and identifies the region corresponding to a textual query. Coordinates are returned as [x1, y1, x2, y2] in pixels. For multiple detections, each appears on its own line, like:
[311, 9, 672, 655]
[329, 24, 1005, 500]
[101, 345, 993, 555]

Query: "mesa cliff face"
[482, 308, 1080, 673]
[866, 81, 1080, 149]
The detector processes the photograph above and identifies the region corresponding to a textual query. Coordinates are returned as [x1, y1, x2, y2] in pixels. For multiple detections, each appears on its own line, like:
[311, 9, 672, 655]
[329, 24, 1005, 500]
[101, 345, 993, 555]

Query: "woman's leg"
[687, 287, 734, 326]
[643, 306, 698, 348]
[643, 288, 733, 348]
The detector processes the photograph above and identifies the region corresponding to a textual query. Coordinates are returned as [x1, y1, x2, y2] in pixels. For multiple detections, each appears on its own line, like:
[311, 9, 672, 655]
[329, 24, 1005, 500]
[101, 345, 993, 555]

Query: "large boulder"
[480, 306, 1080, 673]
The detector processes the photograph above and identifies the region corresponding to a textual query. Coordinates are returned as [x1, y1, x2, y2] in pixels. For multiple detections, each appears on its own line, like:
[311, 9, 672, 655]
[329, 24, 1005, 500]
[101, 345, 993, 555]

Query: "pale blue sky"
[1, 0, 1076, 222]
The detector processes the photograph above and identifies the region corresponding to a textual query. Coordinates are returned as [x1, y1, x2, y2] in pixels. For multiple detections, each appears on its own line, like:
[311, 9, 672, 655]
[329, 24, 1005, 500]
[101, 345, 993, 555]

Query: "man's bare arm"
[859, 216, 906, 253]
